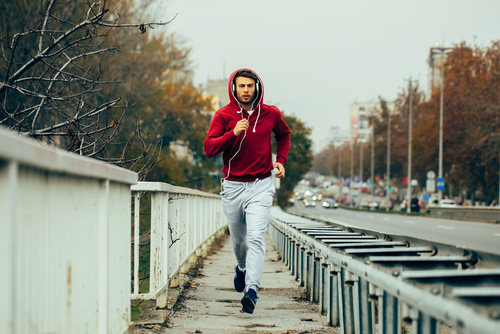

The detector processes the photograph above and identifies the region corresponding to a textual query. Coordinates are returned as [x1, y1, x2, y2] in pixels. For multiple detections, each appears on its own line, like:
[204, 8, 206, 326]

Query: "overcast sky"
[158, 0, 500, 152]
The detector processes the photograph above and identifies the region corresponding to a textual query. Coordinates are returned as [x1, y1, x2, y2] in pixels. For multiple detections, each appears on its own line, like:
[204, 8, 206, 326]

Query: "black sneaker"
[234, 266, 246, 293]
[241, 288, 258, 314]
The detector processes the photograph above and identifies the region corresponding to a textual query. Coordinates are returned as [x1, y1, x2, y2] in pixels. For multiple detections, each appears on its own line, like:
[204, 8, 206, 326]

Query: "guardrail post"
[381, 291, 398, 334]
[300, 246, 306, 287]
[320, 261, 329, 315]
[290, 240, 296, 275]
[313, 255, 321, 303]
[295, 242, 300, 281]
[329, 264, 340, 327]
[306, 250, 313, 297]
[358, 277, 373, 334]
[340, 268, 355, 334]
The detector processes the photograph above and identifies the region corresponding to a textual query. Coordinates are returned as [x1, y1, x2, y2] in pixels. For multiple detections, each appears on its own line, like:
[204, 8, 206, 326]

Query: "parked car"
[322, 198, 338, 209]
[401, 198, 421, 212]
[368, 201, 380, 210]
[379, 199, 393, 211]
[360, 199, 371, 209]
[440, 199, 457, 207]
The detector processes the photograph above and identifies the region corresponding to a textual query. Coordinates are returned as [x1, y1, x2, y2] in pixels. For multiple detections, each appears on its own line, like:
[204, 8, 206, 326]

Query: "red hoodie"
[204, 68, 290, 182]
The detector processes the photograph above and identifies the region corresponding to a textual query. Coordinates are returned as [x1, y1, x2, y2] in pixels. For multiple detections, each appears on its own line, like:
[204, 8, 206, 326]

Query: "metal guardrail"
[130, 182, 227, 308]
[269, 207, 500, 334]
[0, 128, 138, 334]
[428, 206, 500, 223]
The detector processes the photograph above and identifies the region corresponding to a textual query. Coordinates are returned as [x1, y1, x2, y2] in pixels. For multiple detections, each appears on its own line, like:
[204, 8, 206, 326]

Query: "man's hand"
[233, 119, 249, 136]
[274, 162, 285, 178]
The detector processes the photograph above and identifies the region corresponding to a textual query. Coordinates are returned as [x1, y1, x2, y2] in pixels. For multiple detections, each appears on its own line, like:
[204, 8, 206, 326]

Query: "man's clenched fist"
[233, 119, 249, 136]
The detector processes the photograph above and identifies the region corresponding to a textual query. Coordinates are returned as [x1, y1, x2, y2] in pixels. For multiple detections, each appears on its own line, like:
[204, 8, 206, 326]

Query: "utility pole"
[386, 105, 391, 211]
[407, 79, 413, 213]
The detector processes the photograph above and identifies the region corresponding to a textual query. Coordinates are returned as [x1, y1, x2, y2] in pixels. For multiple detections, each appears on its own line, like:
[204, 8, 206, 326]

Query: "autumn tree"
[414, 41, 500, 203]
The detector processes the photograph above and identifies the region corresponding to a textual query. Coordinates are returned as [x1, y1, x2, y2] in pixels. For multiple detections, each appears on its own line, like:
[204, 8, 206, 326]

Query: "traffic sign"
[436, 177, 445, 191]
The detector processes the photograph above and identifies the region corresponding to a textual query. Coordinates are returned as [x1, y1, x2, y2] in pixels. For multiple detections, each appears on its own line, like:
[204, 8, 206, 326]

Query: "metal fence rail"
[0, 128, 138, 334]
[269, 207, 500, 334]
[428, 206, 500, 223]
[130, 182, 227, 308]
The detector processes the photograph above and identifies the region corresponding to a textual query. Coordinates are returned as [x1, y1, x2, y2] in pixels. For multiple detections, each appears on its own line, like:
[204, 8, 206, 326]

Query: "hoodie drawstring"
[226, 107, 246, 178]
[242, 178, 260, 192]
[252, 105, 261, 133]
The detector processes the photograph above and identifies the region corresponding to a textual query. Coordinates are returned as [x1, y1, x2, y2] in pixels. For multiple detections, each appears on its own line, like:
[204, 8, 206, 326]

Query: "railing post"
[321, 261, 329, 315]
[329, 264, 340, 327]
[98, 180, 110, 334]
[133, 193, 140, 295]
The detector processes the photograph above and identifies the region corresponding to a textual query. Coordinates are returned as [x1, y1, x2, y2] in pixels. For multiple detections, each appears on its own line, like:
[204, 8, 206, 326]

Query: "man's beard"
[237, 94, 256, 106]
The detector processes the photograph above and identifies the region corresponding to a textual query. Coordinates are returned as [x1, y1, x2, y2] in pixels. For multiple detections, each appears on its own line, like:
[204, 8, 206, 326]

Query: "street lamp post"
[371, 125, 375, 203]
[350, 142, 354, 207]
[407, 79, 413, 213]
[359, 138, 363, 207]
[386, 106, 391, 211]
[436, 48, 454, 204]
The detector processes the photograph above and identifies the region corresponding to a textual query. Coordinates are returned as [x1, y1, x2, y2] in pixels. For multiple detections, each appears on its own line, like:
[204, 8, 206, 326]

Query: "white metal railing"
[130, 182, 227, 308]
[0, 127, 138, 334]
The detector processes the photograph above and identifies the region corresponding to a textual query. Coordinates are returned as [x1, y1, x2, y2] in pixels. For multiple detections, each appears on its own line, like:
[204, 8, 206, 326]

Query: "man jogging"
[204, 68, 290, 314]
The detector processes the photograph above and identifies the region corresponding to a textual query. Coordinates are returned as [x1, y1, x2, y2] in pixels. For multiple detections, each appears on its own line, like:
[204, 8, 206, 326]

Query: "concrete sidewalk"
[164, 232, 339, 334]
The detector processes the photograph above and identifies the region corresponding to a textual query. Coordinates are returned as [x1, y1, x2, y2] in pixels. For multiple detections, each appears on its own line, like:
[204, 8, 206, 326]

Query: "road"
[288, 201, 500, 256]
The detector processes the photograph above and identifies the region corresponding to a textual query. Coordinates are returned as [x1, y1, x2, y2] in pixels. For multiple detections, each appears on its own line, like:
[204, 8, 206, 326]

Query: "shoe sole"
[241, 296, 255, 314]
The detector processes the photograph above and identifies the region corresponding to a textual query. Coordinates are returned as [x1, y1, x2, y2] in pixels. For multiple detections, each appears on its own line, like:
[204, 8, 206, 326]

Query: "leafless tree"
[0, 0, 174, 178]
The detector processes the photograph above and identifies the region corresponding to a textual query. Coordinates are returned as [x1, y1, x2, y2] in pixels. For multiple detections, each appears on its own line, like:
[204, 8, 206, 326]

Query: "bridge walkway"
[161, 232, 338, 334]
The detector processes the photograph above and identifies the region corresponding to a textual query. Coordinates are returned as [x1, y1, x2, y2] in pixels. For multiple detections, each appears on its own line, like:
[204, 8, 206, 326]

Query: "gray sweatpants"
[221, 177, 275, 292]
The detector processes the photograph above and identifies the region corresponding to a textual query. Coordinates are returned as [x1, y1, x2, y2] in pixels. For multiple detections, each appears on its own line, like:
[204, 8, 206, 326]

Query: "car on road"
[303, 199, 316, 208]
[322, 198, 338, 209]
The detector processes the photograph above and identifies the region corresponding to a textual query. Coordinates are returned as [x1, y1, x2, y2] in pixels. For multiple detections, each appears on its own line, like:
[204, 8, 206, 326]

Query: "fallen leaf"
[186, 332, 193, 334]
[195, 330, 203, 333]
[220, 273, 225, 275]
[299, 331, 309, 334]
[188, 281, 196, 285]
[168, 297, 173, 300]
[300, 318, 313, 322]
[267, 324, 276, 328]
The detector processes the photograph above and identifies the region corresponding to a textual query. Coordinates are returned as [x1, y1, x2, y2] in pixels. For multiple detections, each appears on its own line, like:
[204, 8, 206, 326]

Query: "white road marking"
[495, 233, 500, 237]
[437, 225, 455, 230]
[383, 217, 390, 221]
[369, 215, 374, 219]
[404, 220, 415, 224]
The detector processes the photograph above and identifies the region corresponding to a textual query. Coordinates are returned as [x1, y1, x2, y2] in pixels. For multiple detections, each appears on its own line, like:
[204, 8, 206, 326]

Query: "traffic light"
[388, 186, 392, 191]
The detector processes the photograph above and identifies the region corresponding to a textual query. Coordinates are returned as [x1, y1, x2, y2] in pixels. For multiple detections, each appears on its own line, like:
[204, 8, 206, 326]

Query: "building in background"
[206, 79, 229, 109]
[350, 100, 376, 143]
[326, 126, 350, 148]
[350, 100, 395, 143]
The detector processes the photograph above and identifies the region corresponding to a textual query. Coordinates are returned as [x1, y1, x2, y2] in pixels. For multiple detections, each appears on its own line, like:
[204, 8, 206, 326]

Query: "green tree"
[274, 113, 313, 208]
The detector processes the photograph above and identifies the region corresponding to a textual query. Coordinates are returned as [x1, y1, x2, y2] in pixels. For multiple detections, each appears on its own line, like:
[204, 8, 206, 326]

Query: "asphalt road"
[287, 201, 500, 256]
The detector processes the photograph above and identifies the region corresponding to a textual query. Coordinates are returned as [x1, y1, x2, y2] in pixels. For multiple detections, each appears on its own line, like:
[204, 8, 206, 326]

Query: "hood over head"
[228, 68, 264, 111]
